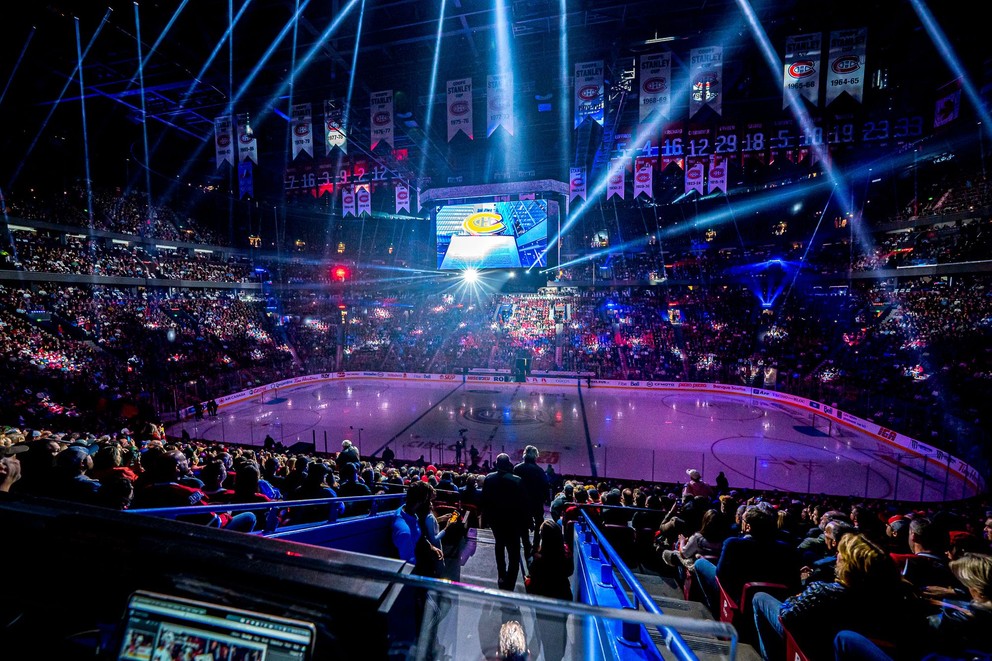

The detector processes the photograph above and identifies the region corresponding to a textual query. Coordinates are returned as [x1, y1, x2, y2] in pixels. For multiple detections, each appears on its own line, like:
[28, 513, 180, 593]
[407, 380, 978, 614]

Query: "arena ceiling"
[0, 1, 983, 194]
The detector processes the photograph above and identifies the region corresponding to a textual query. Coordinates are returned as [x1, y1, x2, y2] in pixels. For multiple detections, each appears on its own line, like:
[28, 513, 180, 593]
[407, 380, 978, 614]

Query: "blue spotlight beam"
[416, 0, 447, 184]
[75, 17, 95, 229]
[909, 0, 992, 142]
[344, 0, 366, 137]
[7, 9, 112, 191]
[135, 1, 155, 231]
[127, 0, 190, 90]
[0, 26, 35, 109]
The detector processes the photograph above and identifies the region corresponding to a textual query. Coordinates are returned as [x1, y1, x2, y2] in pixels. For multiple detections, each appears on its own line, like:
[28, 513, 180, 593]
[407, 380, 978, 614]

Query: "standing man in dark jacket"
[514, 445, 550, 559]
[481, 453, 529, 590]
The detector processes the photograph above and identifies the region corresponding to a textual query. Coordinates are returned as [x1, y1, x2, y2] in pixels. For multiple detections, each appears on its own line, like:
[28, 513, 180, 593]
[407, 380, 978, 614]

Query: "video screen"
[435, 200, 549, 270]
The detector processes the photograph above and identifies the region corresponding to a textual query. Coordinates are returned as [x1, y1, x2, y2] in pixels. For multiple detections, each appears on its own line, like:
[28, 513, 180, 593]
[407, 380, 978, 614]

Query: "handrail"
[579, 510, 737, 661]
[128, 492, 405, 533]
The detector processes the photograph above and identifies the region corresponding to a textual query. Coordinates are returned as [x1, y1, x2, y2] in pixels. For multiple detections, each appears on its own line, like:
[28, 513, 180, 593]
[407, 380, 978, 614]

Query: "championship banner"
[574, 60, 605, 129]
[214, 116, 234, 167]
[689, 47, 723, 118]
[633, 157, 653, 199]
[238, 160, 253, 199]
[370, 90, 394, 150]
[446, 78, 474, 141]
[569, 167, 587, 202]
[685, 157, 705, 196]
[290, 103, 313, 159]
[356, 184, 372, 217]
[395, 182, 410, 213]
[236, 113, 258, 164]
[707, 154, 728, 194]
[783, 33, 822, 109]
[487, 72, 514, 136]
[639, 52, 672, 123]
[606, 159, 625, 200]
[660, 122, 685, 170]
[342, 186, 356, 217]
[825, 28, 867, 106]
[324, 99, 347, 154]
[934, 79, 962, 128]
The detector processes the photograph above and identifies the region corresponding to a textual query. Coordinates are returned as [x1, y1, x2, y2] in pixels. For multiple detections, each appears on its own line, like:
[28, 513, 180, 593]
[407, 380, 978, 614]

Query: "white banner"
[290, 102, 313, 159]
[487, 72, 514, 136]
[708, 154, 727, 194]
[214, 116, 234, 167]
[446, 77, 474, 141]
[342, 186, 356, 217]
[607, 159, 625, 200]
[685, 158, 705, 196]
[825, 28, 867, 105]
[689, 47, 723, 118]
[633, 157, 653, 199]
[356, 184, 371, 217]
[934, 82, 962, 128]
[324, 99, 347, 154]
[574, 60, 605, 129]
[569, 167, 586, 202]
[370, 90, 394, 149]
[236, 113, 258, 164]
[395, 182, 410, 213]
[783, 33, 822, 109]
[639, 52, 672, 123]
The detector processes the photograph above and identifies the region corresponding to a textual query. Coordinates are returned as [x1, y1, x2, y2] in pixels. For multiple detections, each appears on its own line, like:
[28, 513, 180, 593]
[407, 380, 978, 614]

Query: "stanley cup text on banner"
[569, 167, 586, 202]
[685, 157, 705, 196]
[783, 33, 822, 109]
[607, 159, 625, 200]
[290, 103, 313, 159]
[574, 61, 604, 129]
[214, 116, 234, 167]
[356, 184, 371, 217]
[633, 157, 653, 199]
[639, 52, 672, 123]
[446, 78, 474, 142]
[825, 28, 867, 106]
[395, 182, 410, 213]
[708, 154, 728, 194]
[324, 99, 347, 154]
[342, 186, 356, 217]
[236, 113, 258, 164]
[370, 90, 394, 149]
[487, 72, 514, 136]
[689, 47, 723, 118]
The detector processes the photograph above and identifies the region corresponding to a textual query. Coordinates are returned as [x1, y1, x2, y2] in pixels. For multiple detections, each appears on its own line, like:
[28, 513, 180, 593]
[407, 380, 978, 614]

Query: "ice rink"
[169, 379, 974, 501]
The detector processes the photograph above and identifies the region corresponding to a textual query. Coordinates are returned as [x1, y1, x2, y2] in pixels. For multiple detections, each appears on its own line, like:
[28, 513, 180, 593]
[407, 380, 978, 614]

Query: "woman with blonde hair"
[753, 533, 910, 661]
[925, 553, 992, 657]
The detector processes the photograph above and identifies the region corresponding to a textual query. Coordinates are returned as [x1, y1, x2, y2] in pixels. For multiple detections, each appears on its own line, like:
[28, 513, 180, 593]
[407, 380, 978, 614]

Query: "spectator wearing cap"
[683, 469, 715, 500]
[481, 453, 529, 590]
[0, 443, 28, 493]
[514, 445, 550, 559]
[49, 445, 102, 505]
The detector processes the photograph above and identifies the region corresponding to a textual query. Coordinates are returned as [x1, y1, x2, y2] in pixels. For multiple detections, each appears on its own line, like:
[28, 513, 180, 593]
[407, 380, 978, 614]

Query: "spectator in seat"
[924, 553, 992, 658]
[0, 443, 28, 493]
[286, 461, 344, 525]
[753, 533, 910, 661]
[661, 508, 728, 571]
[49, 446, 102, 505]
[902, 517, 959, 591]
[514, 445, 550, 559]
[230, 461, 273, 504]
[90, 443, 139, 484]
[549, 482, 574, 521]
[392, 480, 434, 566]
[693, 505, 802, 617]
[337, 461, 372, 516]
[133, 449, 255, 531]
[801, 519, 856, 586]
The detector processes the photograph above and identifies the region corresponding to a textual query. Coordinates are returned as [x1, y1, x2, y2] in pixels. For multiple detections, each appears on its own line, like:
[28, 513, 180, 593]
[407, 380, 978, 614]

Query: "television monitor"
[435, 200, 551, 270]
[116, 591, 316, 661]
